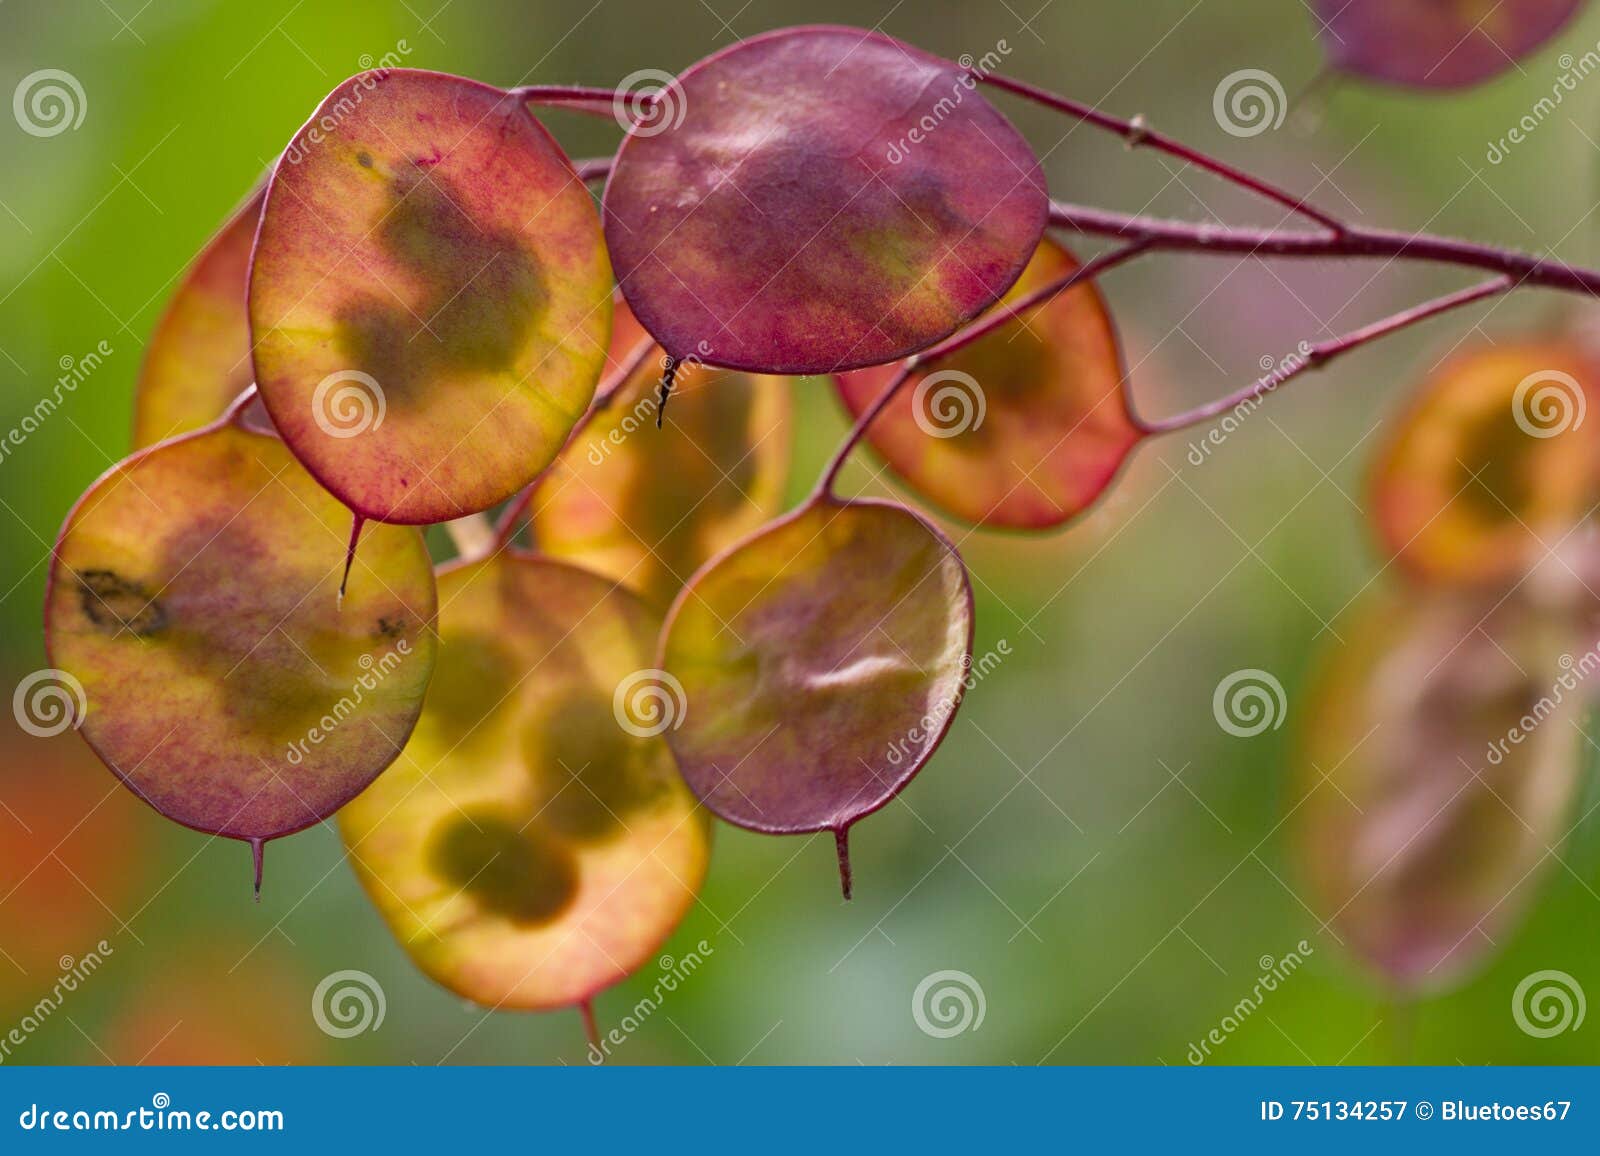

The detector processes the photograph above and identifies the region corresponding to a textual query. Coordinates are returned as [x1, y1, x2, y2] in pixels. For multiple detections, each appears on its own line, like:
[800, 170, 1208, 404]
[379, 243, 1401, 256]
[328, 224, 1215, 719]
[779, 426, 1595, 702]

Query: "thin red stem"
[978, 71, 1344, 233]
[490, 334, 659, 550]
[572, 156, 613, 183]
[814, 241, 1151, 496]
[1139, 275, 1514, 434]
[514, 85, 620, 117]
[1048, 200, 1600, 296]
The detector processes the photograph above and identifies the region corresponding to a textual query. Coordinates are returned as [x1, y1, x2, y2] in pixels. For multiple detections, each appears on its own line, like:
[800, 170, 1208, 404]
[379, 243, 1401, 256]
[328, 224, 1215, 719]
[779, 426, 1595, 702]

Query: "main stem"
[545, 73, 1600, 478]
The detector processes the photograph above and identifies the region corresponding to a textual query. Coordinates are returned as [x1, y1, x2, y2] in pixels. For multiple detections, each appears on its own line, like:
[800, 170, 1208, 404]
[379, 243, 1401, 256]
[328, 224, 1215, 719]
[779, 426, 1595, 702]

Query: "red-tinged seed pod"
[1312, 0, 1585, 89]
[1368, 340, 1600, 590]
[249, 69, 612, 524]
[1293, 588, 1586, 992]
[659, 495, 975, 898]
[339, 552, 710, 1028]
[834, 236, 1142, 529]
[603, 25, 1048, 375]
[45, 412, 438, 890]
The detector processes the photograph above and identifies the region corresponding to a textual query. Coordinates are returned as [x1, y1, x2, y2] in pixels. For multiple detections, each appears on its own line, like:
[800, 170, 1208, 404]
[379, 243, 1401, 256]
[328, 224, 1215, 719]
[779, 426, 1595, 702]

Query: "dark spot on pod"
[427, 811, 577, 926]
[524, 692, 670, 841]
[77, 569, 166, 637]
[424, 632, 517, 740]
[356, 151, 373, 168]
[375, 614, 407, 640]
[332, 168, 549, 404]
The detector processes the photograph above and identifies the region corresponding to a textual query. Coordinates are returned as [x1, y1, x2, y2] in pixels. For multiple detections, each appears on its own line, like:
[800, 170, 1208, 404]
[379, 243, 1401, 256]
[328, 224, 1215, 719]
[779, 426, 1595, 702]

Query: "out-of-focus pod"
[1369, 341, 1600, 590]
[1293, 588, 1588, 991]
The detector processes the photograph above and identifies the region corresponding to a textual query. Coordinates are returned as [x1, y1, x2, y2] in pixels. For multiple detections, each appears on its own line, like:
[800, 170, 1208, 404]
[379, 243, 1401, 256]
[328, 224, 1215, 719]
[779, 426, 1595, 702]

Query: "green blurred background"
[2, 0, 1599, 1065]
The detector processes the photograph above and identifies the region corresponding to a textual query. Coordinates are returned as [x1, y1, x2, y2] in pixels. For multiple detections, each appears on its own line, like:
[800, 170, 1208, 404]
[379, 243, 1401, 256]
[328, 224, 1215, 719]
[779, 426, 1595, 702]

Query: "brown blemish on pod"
[427, 811, 578, 927]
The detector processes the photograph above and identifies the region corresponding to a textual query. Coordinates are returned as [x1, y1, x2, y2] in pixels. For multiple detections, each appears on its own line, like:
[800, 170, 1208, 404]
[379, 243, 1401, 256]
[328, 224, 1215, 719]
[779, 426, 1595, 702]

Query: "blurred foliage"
[1, 0, 1598, 1064]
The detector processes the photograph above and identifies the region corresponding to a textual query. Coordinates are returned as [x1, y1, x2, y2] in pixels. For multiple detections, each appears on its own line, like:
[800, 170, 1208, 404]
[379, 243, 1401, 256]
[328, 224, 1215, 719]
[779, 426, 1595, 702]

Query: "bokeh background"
[3, 0, 1599, 1065]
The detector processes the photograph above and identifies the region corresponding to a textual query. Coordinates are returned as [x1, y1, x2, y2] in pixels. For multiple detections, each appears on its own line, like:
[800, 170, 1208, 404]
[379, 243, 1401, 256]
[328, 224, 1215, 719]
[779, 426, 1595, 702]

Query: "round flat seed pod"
[1313, 0, 1583, 89]
[532, 298, 791, 608]
[659, 496, 974, 895]
[250, 69, 612, 524]
[133, 186, 264, 448]
[1294, 590, 1583, 991]
[834, 237, 1139, 527]
[1369, 341, 1600, 587]
[44, 420, 437, 862]
[339, 553, 709, 1012]
[603, 25, 1048, 375]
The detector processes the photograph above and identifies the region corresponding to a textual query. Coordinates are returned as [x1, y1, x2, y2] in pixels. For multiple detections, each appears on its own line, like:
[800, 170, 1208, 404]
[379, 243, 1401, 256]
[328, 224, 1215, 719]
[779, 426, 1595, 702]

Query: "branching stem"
[977, 71, 1345, 232]
[543, 71, 1600, 490]
[813, 242, 1152, 495]
[1137, 275, 1514, 434]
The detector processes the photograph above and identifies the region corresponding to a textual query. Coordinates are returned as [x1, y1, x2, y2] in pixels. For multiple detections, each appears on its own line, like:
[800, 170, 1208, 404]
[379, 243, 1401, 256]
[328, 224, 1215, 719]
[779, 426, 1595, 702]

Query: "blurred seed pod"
[1369, 340, 1600, 593]
[1293, 587, 1589, 992]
